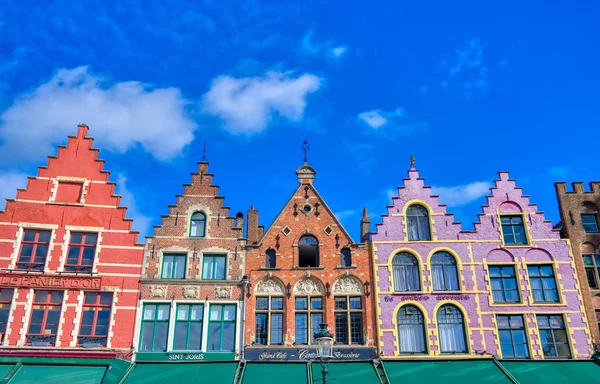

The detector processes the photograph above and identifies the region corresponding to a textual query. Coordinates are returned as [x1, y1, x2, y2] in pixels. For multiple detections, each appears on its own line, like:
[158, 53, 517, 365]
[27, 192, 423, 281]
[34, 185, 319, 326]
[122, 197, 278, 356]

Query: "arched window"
[437, 304, 467, 353]
[406, 205, 431, 241]
[298, 235, 319, 267]
[392, 253, 421, 292]
[340, 248, 352, 267]
[189, 212, 206, 237]
[431, 252, 459, 291]
[266, 249, 277, 269]
[397, 305, 427, 354]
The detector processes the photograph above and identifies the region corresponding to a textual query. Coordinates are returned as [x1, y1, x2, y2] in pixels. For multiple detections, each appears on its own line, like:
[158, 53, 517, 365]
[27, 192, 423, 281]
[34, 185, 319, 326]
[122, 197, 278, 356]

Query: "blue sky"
[1, 1, 599, 241]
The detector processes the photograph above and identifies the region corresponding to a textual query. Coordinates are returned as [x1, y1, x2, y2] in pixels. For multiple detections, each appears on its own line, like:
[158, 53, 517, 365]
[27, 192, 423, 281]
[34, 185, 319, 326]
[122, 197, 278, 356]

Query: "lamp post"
[314, 323, 334, 384]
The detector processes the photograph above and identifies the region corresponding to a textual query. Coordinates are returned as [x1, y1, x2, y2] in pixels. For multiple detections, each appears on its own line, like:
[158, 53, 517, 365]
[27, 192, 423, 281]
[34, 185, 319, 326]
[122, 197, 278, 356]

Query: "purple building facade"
[372, 167, 593, 360]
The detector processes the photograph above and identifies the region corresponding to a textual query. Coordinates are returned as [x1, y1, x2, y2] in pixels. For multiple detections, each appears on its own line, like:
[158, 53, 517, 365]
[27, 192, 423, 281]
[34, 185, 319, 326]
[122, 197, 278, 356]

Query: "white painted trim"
[55, 290, 69, 346]
[4, 288, 18, 345]
[69, 290, 84, 347]
[18, 289, 34, 346]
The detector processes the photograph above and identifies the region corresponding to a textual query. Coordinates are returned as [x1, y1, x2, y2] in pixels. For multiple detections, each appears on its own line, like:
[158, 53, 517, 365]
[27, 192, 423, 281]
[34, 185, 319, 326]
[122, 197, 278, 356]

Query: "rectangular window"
[582, 214, 599, 233]
[139, 304, 170, 352]
[497, 315, 529, 358]
[78, 293, 112, 347]
[334, 296, 364, 345]
[208, 304, 236, 351]
[501, 215, 528, 245]
[583, 254, 600, 289]
[255, 297, 283, 345]
[27, 291, 63, 346]
[161, 254, 186, 279]
[174, 304, 204, 350]
[65, 233, 97, 273]
[527, 265, 559, 303]
[202, 254, 226, 280]
[537, 315, 571, 358]
[17, 229, 51, 271]
[490, 266, 520, 303]
[295, 296, 322, 345]
[0, 289, 14, 342]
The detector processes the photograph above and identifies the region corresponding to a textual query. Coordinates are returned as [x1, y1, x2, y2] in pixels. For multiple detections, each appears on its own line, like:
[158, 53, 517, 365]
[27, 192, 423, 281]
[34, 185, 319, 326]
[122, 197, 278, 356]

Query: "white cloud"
[431, 181, 492, 207]
[0, 66, 197, 164]
[300, 30, 348, 61]
[335, 209, 356, 221]
[330, 46, 348, 59]
[357, 107, 424, 135]
[115, 174, 152, 242]
[0, 171, 27, 203]
[202, 71, 321, 134]
[440, 38, 489, 96]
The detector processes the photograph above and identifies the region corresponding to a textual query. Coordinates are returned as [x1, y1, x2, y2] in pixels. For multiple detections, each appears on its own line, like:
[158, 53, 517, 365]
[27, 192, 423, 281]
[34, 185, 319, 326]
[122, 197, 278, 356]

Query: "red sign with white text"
[0, 274, 102, 290]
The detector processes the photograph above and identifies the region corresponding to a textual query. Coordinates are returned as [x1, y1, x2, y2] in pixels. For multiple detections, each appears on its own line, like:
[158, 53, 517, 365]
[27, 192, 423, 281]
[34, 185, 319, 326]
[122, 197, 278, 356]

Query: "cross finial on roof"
[302, 139, 310, 163]
[410, 154, 415, 168]
[202, 141, 207, 161]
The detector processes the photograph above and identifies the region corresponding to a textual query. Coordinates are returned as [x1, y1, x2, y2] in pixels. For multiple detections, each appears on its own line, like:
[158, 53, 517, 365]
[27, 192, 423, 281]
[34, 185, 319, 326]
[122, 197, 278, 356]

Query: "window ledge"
[293, 266, 325, 270]
[391, 291, 425, 295]
[335, 265, 357, 269]
[259, 267, 281, 271]
[141, 278, 238, 286]
[501, 244, 530, 248]
[431, 291, 463, 294]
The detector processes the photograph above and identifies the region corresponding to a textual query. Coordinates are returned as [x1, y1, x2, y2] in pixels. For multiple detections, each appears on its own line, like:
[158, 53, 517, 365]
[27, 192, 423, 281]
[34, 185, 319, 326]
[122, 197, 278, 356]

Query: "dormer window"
[190, 212, 206, 237]
[340, 248, 352, 267]
[298, 235, 319, 268]
[406, 204, 431, 241]
[266, 249, 277, 269]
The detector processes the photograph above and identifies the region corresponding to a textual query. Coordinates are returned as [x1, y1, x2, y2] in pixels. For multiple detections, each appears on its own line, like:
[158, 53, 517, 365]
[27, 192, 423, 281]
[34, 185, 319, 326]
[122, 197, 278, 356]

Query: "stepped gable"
[0, 124, 138, 241]
[149, 161, 241, 239]
[372, 167, 462, 241]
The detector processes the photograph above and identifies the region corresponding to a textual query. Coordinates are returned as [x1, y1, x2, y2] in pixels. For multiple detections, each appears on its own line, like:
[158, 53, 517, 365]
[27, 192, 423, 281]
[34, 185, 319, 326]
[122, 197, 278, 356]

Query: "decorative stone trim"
[55, 290, 69, 347]
[4, 288, 18, 345]
[106, 291, 118, 349]
[215, 287, 232, 299]
[18, 289, 34, 346]
[182, 286, 199, 299]
[294, 277, 324, 295]
[69, 290, 85, 347]
[332, 275, 363, 294]
[150, 286, 167, 298]
[255, 278, 285, 295]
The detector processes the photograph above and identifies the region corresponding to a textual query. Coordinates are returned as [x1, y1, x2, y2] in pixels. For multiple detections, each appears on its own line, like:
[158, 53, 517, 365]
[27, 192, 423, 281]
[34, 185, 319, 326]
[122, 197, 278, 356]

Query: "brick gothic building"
[372, 166, 592, 359]
[555, 181, 600, 345]
[0, 125, 143, 359]
[243, 162, 376, 361]
[136, 161, 246, 361]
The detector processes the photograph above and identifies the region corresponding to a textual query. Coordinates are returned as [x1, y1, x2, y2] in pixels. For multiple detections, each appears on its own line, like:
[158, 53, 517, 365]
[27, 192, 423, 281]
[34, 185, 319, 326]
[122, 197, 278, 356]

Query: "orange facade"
[0, 125, 143, 359]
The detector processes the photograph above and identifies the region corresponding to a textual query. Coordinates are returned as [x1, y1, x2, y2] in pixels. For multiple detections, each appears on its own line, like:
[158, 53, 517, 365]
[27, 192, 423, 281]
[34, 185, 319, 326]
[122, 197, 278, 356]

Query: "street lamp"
[314, 323, 334, 383]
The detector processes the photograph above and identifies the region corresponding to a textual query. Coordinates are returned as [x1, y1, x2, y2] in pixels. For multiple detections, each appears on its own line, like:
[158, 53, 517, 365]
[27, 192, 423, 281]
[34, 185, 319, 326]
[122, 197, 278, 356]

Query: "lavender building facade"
[372, 167, 593, 360]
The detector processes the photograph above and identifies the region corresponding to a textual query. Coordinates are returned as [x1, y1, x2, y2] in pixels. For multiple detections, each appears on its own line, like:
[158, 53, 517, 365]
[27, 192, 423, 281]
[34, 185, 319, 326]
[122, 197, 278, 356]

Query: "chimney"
[360, 207, 371, 242]
[247, 206, 259, 244]
[235, 212, 244, 238]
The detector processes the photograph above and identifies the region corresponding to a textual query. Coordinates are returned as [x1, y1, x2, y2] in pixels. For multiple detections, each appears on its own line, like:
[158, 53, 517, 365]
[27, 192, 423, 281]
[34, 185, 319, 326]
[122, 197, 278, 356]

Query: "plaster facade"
[372, 167, 592, 359]
[0, 125, 143, 359]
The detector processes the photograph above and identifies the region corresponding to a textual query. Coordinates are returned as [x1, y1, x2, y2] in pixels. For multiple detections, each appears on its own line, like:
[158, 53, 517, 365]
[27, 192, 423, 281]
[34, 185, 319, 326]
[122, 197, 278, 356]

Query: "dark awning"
[499, 360, 600, 383]
[311, 362, 381, 384]
[242, 362, 309, 384]
[122, 362, 238, 384]
[383, 360, 512, 383]
[9, 365, 107, 384]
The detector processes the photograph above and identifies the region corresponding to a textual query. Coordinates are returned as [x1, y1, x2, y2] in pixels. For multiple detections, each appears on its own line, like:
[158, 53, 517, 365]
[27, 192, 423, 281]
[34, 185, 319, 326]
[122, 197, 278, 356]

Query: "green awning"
[123, 362, 238, 384]
[500, 361, 600, 383]
[9, 365, 107, 384]
[242, 363, 308, 384]
[0, 365, 15, 380]
[311, 362, 381, 384]
[383, 360, 512, 383]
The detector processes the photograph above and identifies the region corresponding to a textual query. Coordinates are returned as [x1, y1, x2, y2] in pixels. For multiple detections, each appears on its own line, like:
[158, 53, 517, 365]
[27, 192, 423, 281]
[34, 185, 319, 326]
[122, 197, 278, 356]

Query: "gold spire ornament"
[410, 154, 415, 168]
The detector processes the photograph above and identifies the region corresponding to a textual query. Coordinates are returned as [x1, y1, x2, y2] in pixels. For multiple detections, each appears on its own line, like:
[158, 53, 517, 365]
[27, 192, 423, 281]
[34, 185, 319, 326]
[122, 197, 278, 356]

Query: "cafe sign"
[245, 347, 377, 361]
[136, 352, 236, 362]
[0, 273, 102, 290]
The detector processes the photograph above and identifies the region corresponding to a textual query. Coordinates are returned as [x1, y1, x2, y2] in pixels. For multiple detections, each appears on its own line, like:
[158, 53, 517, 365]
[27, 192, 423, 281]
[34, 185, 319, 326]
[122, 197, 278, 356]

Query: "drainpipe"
[239, 275, 250, 360]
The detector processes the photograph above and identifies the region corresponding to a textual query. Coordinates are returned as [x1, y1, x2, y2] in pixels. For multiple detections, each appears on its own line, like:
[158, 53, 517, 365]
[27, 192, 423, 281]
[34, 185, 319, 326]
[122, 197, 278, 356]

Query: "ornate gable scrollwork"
[294, 277, 324, 295]
[255, 278, 285, 295]
[332, 276, 363, 295]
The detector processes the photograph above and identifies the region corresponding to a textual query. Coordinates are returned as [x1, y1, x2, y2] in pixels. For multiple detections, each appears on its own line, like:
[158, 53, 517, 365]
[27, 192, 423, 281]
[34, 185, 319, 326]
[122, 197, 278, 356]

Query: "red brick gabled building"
[0, 125, 143, 359]
[136, 161, 247, 361]
[243, 162, 377, 361]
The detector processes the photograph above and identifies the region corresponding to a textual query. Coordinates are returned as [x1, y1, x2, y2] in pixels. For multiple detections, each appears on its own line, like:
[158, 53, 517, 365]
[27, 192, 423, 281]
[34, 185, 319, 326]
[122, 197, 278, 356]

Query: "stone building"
[0, 125, 143, 359]
[372, 165, 592, 359]
[243, 161, 377, 362]
[555, 181, 600, 345]
[135, 161, 247, 362]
